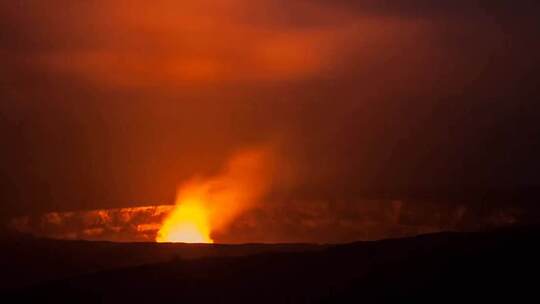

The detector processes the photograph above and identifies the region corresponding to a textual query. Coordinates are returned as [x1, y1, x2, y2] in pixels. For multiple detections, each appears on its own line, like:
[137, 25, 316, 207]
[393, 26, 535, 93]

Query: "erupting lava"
[156, 199, 213, 243]
[155, 147, 276, 243]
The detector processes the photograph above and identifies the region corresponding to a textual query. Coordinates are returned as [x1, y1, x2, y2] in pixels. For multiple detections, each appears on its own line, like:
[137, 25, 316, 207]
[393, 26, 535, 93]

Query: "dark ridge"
[3, 225, 538, 303]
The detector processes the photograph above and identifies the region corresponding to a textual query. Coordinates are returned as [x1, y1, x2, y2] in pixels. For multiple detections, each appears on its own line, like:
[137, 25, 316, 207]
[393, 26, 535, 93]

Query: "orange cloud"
[26, 0, 365, 87]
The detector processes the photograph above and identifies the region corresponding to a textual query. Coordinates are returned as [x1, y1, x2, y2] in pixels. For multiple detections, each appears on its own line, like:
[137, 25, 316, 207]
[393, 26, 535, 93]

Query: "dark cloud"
[1, 0, 540, 235]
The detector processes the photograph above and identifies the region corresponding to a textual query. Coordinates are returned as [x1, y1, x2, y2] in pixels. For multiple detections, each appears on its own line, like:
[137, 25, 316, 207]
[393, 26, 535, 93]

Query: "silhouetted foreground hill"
[0, 232, 321, 290]
[4, 226, 540, 303]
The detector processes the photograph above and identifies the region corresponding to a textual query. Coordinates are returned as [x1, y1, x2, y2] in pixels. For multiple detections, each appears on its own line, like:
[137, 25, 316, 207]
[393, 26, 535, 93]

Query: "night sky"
[1, 1, 540, 241]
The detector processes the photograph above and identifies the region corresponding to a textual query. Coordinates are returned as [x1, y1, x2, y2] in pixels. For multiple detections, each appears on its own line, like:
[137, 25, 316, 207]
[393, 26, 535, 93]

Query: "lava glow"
[155, 147, 275, 244]
[156, 200, 213, 243]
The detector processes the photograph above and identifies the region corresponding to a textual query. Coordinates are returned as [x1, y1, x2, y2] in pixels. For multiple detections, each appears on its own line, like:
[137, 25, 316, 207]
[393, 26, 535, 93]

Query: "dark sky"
[1, 0, 540, 225]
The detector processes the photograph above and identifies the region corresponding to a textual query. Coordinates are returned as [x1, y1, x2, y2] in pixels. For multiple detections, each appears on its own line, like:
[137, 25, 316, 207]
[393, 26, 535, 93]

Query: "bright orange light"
[156, 146, 276, 244]
[156, 200, 213, 243]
